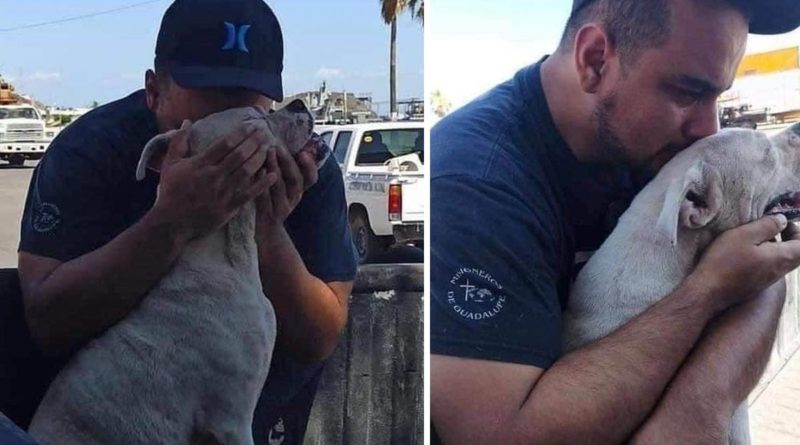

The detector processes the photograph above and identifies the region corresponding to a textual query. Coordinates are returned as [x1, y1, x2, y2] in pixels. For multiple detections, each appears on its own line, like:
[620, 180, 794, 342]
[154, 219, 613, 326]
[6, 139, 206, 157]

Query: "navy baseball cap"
[155, 0, 284, 101]
[572, 0, 800, 35]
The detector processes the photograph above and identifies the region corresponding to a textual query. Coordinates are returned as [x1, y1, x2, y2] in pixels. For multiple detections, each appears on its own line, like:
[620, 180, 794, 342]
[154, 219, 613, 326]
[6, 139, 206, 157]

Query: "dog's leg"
[728, 403, 751, 445]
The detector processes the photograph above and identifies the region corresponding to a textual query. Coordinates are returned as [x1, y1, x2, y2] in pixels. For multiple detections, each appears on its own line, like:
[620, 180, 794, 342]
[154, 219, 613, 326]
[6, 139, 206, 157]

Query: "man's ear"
[144, 69, 161, 113]
[656, 161, 723, 246]
[573, 24, 614, 94]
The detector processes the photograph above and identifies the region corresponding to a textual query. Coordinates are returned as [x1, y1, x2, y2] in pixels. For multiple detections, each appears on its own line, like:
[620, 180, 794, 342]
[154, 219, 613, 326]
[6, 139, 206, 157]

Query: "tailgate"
[397, 174, 426, 222]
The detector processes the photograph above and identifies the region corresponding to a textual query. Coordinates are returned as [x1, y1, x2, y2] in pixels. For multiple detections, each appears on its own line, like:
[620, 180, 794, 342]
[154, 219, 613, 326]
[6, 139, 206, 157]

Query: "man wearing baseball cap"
[432, 0, 800, 443]
[13, 0, 356, 442]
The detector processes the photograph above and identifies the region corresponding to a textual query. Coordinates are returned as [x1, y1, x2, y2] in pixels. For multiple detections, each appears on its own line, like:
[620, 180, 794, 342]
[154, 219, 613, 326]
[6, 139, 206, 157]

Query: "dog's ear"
[656, 161, 723, 247]
[135, 133, 171, 181]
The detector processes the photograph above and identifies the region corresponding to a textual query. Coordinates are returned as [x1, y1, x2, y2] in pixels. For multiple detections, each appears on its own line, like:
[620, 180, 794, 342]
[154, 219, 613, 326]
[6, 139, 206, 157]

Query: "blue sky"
[0, 0, 424, 111]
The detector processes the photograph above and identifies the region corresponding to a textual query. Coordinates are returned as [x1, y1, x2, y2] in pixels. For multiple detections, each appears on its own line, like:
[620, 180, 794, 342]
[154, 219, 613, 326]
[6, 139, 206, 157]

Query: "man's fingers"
[741, 214, 788, 244]
[775, 239, 800, 269]
[298, 151, 319, 191]
[275, 146, 303, 198]
[196, 124, 257, 166]
[218, 133, 266, 176]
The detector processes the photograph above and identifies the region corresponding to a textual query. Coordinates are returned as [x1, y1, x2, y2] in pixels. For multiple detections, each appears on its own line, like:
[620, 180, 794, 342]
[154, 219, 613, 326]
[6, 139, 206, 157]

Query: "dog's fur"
[28, 100, 322, 445]
[563, 125, 800, 445]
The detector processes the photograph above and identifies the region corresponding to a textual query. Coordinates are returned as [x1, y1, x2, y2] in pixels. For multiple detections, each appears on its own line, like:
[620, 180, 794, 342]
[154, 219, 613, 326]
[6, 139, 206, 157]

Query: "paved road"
[751, 347, 800, 444]
[0, 161, 422, 267]
[0, 162, 36, 268]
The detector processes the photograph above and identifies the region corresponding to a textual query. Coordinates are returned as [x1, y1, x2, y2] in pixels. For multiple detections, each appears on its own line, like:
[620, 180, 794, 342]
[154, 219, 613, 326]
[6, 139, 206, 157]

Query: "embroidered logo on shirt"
[447, 267, 506, 321]
[32, 202, 61, 233]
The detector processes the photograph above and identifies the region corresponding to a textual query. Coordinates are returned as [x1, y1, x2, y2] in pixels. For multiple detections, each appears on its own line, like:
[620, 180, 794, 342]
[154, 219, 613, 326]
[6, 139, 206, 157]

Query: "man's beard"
[594, 95, 678, 178]
[594, 95, 630, 166]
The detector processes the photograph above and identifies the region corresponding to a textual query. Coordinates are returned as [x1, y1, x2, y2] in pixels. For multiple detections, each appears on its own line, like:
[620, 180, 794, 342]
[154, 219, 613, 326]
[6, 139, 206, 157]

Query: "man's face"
[593, 0, 748, 175]
[144, 71, 273, 132]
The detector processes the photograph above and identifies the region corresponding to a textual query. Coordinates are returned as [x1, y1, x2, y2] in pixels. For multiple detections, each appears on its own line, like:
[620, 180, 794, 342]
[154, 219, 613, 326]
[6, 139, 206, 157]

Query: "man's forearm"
[511, 281, 719, 445]
[22, 209, 190, 356]
[256, 224, 348, 362]
[630, 280, 786, 444]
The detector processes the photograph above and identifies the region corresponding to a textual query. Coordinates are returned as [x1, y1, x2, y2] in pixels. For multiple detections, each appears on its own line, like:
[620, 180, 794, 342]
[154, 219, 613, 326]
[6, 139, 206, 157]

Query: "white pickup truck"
[0, 105, 54, 166]
[318, 122, 425, 263]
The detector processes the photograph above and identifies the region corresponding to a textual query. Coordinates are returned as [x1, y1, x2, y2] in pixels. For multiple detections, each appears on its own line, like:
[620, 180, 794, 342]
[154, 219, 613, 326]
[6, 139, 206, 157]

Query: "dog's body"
[563, 125, 800, 445]
[28, 101, 325, 445]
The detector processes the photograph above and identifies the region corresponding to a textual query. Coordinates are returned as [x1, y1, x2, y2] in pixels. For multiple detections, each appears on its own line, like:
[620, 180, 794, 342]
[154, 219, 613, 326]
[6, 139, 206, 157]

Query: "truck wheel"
[8, 155, 24, 167]
[349, 211, 383, 264]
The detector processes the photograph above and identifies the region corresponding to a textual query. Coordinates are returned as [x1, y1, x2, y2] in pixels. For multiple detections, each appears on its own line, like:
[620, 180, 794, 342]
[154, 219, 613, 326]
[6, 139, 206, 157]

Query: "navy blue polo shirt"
[431, 60, 642, 369]
[18, 89, 358, 435]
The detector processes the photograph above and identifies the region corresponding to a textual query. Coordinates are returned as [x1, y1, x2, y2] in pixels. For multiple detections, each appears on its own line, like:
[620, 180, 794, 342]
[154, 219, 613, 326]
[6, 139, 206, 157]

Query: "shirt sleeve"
[430, 174, 564, 369]
[286, 157, 358, 282]
[18, 135, 122, 262]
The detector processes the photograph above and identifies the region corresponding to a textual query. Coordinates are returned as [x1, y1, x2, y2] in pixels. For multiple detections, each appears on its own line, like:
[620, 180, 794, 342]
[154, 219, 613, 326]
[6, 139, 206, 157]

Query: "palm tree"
[380, 0, 423, 119]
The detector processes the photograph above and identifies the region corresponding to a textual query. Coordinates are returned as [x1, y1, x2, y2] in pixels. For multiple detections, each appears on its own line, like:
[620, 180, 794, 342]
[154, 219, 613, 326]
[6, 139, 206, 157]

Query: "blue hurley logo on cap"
[222, 22, 251, 53]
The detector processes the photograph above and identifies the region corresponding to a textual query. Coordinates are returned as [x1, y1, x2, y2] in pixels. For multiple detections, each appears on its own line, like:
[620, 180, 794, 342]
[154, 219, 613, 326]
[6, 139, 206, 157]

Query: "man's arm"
[433, 216, 800, 445]
[20, 122, 271, 356]
[256, 224, 351, 362]
[630, 279, 786, 444]
[255, 147, 352, 363]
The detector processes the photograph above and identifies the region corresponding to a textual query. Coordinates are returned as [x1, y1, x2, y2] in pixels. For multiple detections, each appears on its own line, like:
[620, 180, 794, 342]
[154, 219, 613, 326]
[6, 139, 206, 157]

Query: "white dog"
[563, 125, 800, 445]
[28, 99, 328, 445]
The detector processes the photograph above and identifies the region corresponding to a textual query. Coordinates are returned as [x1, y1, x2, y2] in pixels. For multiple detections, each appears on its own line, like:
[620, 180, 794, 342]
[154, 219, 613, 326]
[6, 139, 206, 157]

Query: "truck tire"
[8, 156, 24, 167]
[349, 211, 384, 264]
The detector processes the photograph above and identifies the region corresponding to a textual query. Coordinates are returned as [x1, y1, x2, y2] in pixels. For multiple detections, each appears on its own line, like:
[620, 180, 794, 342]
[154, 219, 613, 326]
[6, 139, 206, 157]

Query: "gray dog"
[28, 100, 327, 445]
[564, 125, 800, 445]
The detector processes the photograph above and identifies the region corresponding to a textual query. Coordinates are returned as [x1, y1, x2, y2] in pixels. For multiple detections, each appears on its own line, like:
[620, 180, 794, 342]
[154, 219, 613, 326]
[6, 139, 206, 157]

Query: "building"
[719, 46, 800, 128]
[278, 82, 377, 124]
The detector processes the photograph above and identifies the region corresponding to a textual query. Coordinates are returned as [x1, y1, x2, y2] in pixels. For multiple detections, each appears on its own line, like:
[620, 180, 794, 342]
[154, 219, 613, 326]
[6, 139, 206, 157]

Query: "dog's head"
[135, 99, 329, 180]
[655, 124, 800, 246]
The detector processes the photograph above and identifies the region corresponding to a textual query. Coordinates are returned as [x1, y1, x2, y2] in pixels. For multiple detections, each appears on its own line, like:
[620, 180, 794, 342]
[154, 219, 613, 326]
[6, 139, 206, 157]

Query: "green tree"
[380, 0, 423, 119]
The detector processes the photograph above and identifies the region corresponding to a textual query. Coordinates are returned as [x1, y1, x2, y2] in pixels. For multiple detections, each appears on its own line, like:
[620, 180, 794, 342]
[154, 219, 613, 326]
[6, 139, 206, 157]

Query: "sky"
[0, 0, 424, 112]
[429, 0, 800, 115]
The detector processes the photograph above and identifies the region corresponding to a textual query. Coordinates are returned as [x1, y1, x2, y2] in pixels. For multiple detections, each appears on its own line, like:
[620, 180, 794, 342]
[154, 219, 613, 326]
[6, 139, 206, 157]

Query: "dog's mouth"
[765, 191, 800, 221]
[301, 133, 332, 169]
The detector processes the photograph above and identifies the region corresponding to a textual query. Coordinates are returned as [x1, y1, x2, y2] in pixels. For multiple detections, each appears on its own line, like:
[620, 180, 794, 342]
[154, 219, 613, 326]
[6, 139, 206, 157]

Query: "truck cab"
[0, 105, 53, 166]
[318, 122, 425, 263]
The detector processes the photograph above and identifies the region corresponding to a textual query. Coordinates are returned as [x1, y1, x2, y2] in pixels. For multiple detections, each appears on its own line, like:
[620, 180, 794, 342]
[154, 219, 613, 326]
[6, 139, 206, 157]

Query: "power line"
[0, 0, 166, 32]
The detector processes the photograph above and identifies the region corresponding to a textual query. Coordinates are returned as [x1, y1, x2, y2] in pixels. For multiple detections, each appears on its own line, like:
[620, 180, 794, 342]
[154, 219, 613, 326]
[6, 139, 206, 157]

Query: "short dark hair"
[558, 0, 672, 65]
[153, 60, 173, 89]
[558, 0, 752, 66]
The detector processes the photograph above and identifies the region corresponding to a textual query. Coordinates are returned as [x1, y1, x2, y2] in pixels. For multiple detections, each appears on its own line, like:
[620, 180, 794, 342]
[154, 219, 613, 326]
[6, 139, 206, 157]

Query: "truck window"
[320, 131, 333, 146]
[355, 128, 424, 166]
[0, 108, 39, 120]
[333, 131, 352, 165]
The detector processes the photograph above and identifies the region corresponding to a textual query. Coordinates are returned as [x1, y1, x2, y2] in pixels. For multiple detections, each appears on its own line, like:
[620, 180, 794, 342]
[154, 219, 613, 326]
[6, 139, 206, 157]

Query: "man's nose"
[684, 100, 720, 142]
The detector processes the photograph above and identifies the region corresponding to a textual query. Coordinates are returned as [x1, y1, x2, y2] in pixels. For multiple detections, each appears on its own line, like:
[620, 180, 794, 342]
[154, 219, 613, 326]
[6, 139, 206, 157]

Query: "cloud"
[119, 72, 141, 81]
[354, 70, 387, 79]
[315, 67, 343, 79]
[28, 71, 61, 82]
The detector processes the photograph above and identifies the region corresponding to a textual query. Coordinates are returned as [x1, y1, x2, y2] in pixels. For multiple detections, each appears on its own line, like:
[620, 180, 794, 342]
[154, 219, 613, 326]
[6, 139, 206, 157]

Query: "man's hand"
[255, 145, 318, 229]
[151, 120, 272, 240]
[688, 214, 800, 312]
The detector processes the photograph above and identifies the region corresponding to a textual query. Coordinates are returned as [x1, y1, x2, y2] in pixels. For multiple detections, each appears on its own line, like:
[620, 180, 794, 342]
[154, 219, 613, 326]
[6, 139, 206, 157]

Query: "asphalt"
[751, 346, 800, 444]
